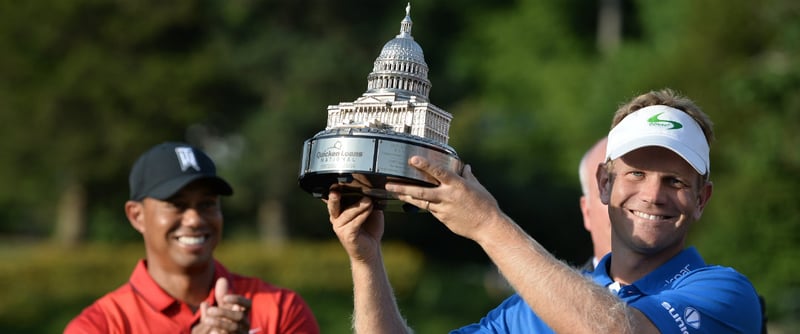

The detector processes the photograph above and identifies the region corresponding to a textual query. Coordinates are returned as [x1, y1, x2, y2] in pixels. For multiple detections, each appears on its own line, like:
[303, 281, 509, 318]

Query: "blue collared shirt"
[451, 247, 762, 333]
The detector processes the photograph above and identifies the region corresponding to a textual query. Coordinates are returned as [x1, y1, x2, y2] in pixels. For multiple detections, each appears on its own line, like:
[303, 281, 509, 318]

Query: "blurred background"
[0, 0, 798, 332]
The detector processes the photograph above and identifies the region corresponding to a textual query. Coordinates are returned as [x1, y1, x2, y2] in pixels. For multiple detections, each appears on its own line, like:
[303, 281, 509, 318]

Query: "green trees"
[0, 1, 250, 243]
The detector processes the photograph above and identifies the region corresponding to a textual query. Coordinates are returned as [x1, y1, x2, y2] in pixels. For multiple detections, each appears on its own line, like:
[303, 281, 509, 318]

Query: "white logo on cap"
[175, 147, 201, 172]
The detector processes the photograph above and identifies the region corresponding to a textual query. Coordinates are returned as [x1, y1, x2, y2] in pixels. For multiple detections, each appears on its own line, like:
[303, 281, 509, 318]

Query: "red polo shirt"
[64, 259, 319, 334]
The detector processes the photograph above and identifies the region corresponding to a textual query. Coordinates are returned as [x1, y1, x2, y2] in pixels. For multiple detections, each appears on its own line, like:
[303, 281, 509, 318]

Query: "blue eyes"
[627, 172, 688, 188]
[669, 178, 689, 189]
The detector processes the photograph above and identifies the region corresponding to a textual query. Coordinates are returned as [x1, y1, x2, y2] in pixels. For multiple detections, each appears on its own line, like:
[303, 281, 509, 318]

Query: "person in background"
[326, 88, 763, 333]
[578, 136, 612, 271]
[65, 142, 320, 334]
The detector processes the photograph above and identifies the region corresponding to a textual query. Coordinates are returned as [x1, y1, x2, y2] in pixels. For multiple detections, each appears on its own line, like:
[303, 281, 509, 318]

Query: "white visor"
[606, 105, 710, 175]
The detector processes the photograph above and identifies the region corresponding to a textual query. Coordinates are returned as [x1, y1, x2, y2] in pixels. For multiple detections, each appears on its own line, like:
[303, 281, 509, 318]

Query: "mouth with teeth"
[631, 210, 672, 221]
[176, 235, 209, 246]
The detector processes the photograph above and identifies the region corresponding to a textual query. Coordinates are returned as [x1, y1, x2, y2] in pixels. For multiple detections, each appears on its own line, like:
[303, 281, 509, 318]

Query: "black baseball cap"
[129, 142, 233, 201]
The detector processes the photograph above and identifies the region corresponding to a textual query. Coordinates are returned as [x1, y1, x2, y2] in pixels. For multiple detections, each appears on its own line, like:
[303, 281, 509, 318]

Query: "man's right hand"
[326, 190, 385, 263]
[192, 278, 251, 334]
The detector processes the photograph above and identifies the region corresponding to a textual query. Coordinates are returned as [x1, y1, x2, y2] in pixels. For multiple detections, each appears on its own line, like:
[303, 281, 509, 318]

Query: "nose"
[640, 176, 667, 205]
[182, 207, 205, 227]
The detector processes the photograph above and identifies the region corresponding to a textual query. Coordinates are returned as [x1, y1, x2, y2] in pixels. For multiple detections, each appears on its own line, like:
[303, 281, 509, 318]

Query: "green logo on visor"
[647, 112, 683, 129]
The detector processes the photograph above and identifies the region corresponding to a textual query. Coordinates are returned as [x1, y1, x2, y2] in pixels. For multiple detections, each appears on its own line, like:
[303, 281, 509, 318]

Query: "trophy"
[298, 3, 462, 212]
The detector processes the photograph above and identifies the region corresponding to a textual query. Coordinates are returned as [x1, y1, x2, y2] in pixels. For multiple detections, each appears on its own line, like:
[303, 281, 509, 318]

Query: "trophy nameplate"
[299, 128, 462, 211]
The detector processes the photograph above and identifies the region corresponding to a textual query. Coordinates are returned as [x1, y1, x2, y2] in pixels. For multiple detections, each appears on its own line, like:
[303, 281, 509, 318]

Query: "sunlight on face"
[604, 147, 711, 257]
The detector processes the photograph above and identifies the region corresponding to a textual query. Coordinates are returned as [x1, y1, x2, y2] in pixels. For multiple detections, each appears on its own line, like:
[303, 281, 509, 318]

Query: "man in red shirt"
[65, 142, 320, 334]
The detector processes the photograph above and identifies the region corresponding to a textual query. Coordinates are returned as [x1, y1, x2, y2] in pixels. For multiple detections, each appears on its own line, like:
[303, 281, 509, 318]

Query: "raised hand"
[385, 156, 502, 241]
[326, 190, 385, 263]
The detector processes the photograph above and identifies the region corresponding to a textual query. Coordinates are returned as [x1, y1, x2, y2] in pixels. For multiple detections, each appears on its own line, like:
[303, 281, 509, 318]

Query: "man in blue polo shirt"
[326, 88, 762, 333]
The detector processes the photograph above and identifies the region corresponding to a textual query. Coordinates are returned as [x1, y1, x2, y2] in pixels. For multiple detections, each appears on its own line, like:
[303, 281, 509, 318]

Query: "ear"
[596, 163, 612, 205]
[579, 196, 592, 231]
[125, 200, 145, 234]
[693, 180, 713, 220]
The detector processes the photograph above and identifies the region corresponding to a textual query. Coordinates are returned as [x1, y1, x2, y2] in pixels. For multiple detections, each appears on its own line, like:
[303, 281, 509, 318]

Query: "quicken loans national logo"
[648, 112, 683, 130]
[316, 141, 364, 163]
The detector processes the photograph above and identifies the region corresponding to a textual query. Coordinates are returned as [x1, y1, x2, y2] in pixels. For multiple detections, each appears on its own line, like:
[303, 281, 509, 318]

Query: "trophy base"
[298, 127, 462, 212]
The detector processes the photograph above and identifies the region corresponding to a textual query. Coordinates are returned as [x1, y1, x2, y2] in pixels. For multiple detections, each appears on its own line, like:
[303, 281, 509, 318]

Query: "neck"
[608, 246, 682, 285]
[145, 259, 216, 310]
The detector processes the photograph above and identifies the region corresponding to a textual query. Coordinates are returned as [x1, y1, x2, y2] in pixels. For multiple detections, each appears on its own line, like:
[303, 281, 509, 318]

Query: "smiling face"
[598, 146, 712, 259]
[126, 179, 223, 274]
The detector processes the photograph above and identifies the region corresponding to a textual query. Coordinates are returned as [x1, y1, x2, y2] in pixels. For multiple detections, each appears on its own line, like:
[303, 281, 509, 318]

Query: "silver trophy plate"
[298, 127, 462, 212]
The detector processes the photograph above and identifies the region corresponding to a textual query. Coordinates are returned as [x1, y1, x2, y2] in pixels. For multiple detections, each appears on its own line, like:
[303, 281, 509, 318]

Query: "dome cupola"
[365, 3, 431, 102]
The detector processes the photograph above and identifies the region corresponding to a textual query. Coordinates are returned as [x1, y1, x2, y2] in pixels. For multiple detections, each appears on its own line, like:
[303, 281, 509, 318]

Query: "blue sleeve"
[449, 294, 556, 334]
[629, 267, 762, 334]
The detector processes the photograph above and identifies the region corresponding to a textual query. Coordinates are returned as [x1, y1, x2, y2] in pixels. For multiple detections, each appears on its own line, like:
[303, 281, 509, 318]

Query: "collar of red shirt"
[128, 259, 233, 312]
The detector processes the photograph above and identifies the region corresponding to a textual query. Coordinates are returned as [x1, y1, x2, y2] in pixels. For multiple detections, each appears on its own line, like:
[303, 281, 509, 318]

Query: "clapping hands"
[192, 277, 251, 334]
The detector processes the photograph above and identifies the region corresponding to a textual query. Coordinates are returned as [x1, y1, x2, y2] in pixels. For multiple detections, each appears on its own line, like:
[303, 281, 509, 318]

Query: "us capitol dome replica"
[298, 3, 462, 210]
